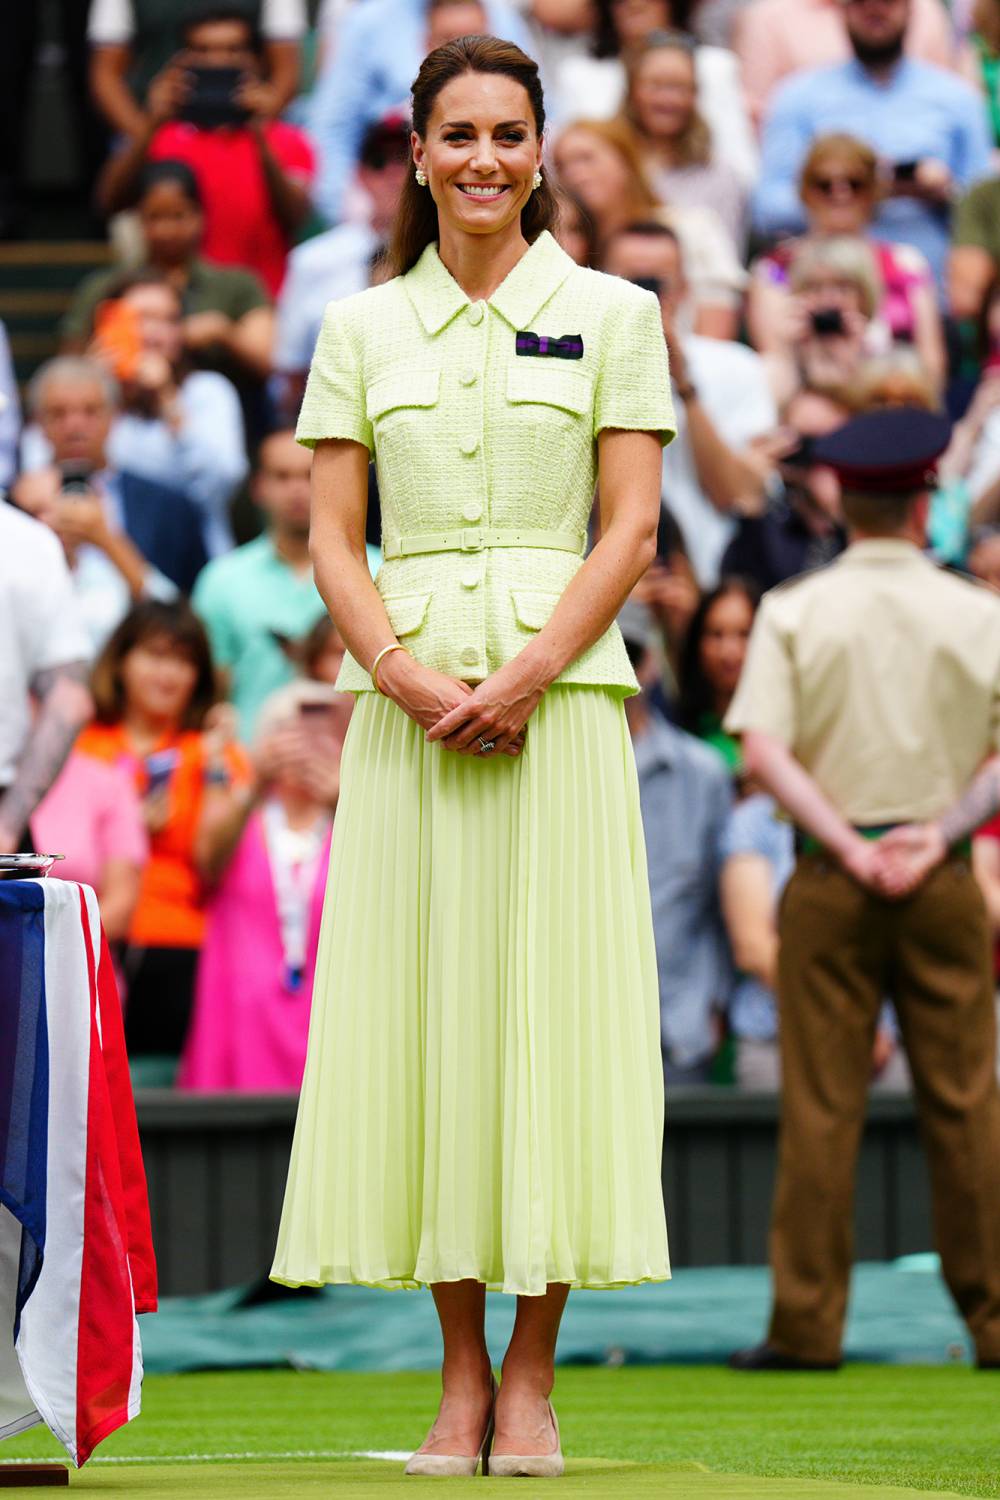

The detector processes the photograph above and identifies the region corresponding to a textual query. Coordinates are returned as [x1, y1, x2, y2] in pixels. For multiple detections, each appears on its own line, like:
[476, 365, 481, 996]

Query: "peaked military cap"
[811, 407, 953, 495]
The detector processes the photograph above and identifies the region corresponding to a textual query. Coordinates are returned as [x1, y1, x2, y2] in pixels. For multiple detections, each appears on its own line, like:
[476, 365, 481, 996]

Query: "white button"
[460, 435, 479, 456]
[461, 646, 479, 665]
[460, 367, 477, 386]
[462, 501, 483, 521]
[461, 570, 481, 589]
[467, 302, 485, 326]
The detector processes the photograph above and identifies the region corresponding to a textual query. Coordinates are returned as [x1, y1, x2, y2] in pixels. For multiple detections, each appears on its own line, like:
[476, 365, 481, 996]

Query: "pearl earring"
[415, 166, 428, 187]
[532, 170, 543, 190]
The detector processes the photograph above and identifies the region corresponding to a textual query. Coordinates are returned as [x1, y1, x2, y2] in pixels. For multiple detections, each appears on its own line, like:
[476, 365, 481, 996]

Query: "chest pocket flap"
[367, 369, 440, 420]
[380, 589, 432, 637]
[510, 587, 563, 631]
[506, 364, 592, 416]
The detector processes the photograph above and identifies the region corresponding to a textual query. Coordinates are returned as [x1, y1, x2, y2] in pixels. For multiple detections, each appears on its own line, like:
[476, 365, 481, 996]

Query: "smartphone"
[810, 307, 845, 337]
[893, 159, 919, 182]
[144, 748, 179, 798]
[299, 701, 331, 719]
[58, 460, 95, 497]
[177, 65, 250, 129]
[94, 298, 143, 382]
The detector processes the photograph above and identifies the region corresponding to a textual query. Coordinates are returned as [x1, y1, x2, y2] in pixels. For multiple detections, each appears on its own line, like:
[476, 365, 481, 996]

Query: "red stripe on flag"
[74, 888, 138, 1465]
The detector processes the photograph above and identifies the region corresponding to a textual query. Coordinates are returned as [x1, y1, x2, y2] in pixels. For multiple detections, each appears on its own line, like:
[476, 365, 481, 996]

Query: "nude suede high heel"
[488, 1398, 564, 1478]
[404, 1374, 497, 1477]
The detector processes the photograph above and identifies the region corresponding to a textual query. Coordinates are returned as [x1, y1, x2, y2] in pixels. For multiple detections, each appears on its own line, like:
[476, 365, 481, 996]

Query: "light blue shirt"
[754, 57, 992, 291]
[719, 794, 793, 1042]
[633, 708, 734, 1068]
[309, 0, 533, 224]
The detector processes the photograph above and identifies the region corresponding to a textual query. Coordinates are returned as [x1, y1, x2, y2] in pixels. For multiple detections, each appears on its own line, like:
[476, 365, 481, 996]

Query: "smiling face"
[553, 127, 630, 220]
[412, 71, 543, 242]
[630, 47, 697, 142]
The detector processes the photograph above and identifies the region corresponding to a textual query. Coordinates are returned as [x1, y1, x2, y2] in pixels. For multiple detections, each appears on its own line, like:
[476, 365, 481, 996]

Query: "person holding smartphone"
[97, 7, 315, 296]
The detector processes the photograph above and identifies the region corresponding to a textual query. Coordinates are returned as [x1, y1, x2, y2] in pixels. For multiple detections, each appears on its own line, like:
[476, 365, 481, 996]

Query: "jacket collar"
[403, 230, 576, 337]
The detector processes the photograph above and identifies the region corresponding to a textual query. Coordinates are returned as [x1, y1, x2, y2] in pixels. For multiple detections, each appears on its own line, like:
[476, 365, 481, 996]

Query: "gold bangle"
[371, 641, 407, 694]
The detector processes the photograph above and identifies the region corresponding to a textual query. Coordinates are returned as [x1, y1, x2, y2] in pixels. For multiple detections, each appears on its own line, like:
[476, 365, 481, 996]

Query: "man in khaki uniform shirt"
[724, 408, 1000, 1371]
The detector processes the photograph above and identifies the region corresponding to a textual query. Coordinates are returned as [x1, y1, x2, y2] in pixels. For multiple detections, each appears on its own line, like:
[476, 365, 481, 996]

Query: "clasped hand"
[841, 823, 949, 899]
[425, 660, 543, 758]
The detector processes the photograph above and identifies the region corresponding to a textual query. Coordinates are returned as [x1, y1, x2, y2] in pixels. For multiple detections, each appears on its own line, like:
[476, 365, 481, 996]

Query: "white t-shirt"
[663, 335, 777, 587]
[0, 506, 89, 787]
[87, 0, 307, 43]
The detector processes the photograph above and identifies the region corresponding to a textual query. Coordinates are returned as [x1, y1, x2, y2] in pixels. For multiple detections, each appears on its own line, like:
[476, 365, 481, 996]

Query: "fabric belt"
[797, 825, 972, 858]
[382, 526, 586, 559]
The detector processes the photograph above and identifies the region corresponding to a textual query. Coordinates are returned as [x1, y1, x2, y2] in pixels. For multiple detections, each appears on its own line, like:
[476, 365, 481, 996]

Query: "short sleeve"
[593, 288, 676, 448]
[723, 595, 797, 745]
[953, 184, 997, 252]
[295, 300, 374, 454]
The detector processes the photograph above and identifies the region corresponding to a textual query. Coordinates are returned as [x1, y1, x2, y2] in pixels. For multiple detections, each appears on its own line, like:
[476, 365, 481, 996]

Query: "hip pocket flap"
[381, 589, 432, 637]
[510, 587, 563, 631]
[367, 369, 440, 420]
[506, 364, 591, 415]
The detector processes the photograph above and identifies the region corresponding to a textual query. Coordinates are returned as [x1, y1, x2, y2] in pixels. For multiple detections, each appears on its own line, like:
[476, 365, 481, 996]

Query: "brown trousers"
[770, 852, 1000, 1364]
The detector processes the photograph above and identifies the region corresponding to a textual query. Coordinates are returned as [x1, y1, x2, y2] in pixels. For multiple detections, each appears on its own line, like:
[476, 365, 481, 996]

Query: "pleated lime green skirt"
[270, 683, 670, 1296]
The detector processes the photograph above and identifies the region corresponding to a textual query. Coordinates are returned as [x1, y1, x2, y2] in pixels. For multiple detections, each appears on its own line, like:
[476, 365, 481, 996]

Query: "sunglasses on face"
[809, 175, 869, 197]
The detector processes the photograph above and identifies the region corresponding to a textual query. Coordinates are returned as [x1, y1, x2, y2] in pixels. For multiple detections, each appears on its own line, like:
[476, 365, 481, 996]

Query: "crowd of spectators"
[7, 0, 1000, 1093]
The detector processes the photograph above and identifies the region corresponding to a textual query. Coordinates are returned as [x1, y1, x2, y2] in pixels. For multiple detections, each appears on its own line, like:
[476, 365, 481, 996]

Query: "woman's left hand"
[425, 661, 543, 756]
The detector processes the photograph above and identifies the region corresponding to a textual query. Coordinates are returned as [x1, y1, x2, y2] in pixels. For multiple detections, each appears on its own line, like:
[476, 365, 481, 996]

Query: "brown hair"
[840, 489, 921, 534]
[799, 133, 880, 202]
[623, 32, 711, 169]
[388, 34, 558, 276]
[554, 116, 661, 221]
[90, 600, 219, 731]
[973, 0, 1000, 52]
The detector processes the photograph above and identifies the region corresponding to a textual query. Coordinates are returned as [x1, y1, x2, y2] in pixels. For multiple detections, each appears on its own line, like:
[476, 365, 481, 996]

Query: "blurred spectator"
[720, 427, 847, 589]
[76, 601, 251, 1059]
[89, 0, 307, 141]
[554, 189, 601, 265]
[0, 504, 92, 855]
[621, 604, 733, 1084]
[62, 161, 274, 386]
[192, 430, 380, 740]
[275, 113, 409, 415]
[553, 119, 746, 336]
[965, 0, 1000, 145]
[309, 0, 531, 224]
[720, 792, 910, 1089]
[34, 272, 246, 557]
[622, 32, 749, 254]
[677, 576, 759, 772]
[761, 236, 888, 417]
[0, 323, 20, 492]
[968, 521, 1000, 585]
[98, 9, 315, 296]
[550, 0, 757, 187]
[947, 166, 1000, 320]
[749, 135, 946, 391]
[13, 358, 208, 652]
[629, 508, 701, 686]
[33, 752, 148, 943]
[605, 222, 775, 582]
[735, 0, 963, 128]
[754, 0, 992, 293]
[178, 680, 343, 1092]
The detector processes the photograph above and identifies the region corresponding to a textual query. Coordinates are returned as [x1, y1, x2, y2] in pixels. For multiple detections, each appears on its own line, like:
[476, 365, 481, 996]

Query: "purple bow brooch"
[515, 332, 584, 360]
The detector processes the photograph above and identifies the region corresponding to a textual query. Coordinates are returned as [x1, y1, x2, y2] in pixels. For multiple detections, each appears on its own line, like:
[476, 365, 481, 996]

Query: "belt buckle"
[460, 527, 485, 552]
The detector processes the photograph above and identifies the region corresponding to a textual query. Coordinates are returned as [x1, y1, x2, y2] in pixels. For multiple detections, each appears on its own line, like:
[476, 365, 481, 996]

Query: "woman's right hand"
[377, 652, 525, 756]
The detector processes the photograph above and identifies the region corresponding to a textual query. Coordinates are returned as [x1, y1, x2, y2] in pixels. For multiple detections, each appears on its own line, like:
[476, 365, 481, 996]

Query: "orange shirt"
[77, 722, 251, 950]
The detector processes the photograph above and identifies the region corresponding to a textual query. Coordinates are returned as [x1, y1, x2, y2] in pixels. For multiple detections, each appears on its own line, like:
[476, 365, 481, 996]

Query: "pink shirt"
[33, 751, 148, 892]
[735, 0, 960, 125]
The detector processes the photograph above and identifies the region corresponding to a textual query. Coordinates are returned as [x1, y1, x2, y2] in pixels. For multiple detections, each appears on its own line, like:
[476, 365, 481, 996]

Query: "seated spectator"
[968, 521, 1000, 586]
[962, 0, 1000, 147]
[309, 0, 531, 224]
[275, 113, 409, 417]
[76, 601, 251, 1061]
[622, 31, 749, 254]
[629, 508, 701, 689]
[604, 221, 776, 581]
[97, 8, 315, 296]
[735, 0, 964, 129]
[32, 751, 148, 944]
[761, 236, 888, 418]
[753, 0, 991, 294]
[34, 272, 246, 558]
[178, 680, 343, 1092]
[554, 188, 601, 266]
[749, 135, 946, 392]
[621, 602, 733, 1084]
[12, 357, 208, 653]
[948, 168, 1000, 321]
[550, 0, 757, 187]
[88, 0, 307, 140]
[0, 319, 20, 491]
[720, 792, 910, 1090]
[677, 576, 759, 772]
[62, 161, 274, 387]
[553, 119, 747, 337]
[193, 429, 381, 740]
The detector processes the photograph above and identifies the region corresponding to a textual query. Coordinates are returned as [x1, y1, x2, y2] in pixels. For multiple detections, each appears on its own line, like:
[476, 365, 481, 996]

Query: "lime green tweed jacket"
[296, 229, 676, 697]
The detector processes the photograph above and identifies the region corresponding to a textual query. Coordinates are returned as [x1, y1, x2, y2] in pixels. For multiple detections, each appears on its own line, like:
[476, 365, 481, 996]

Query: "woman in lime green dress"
[270, 34, 675, 1478]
